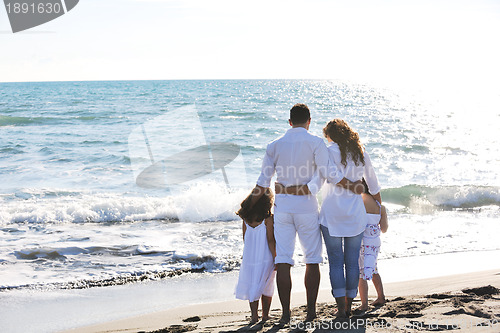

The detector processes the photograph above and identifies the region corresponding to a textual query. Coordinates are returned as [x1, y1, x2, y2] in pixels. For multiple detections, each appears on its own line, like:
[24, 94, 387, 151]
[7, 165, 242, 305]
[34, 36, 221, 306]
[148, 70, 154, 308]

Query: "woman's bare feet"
[304, 313, 317, 322]
[278, 313, 290, 325]
[249, 316, 259, 325]
[334, 297, 348, 319]
[371, 297, 386, 307]
[335, 309, 348, 319]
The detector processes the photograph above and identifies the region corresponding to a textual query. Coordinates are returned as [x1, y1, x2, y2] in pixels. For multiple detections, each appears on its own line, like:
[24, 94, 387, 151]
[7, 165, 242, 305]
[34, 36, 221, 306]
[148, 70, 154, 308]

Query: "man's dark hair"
[290, 103, 311, 125]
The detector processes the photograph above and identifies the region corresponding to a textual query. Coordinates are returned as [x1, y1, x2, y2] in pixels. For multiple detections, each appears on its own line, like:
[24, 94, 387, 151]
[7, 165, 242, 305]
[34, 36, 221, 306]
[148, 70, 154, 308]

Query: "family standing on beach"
[235, 103, 389, 325]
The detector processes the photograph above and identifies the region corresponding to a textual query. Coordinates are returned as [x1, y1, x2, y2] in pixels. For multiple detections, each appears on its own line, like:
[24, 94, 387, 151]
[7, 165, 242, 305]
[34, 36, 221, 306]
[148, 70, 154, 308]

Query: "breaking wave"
[0, 182, 249, 225]
[382, 185, 500, 209]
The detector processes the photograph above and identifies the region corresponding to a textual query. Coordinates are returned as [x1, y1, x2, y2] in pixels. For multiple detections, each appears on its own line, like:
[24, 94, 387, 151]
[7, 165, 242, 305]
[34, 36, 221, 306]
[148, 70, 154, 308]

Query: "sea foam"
[0, 182, 249, 225]
[1, 184, 497, 225]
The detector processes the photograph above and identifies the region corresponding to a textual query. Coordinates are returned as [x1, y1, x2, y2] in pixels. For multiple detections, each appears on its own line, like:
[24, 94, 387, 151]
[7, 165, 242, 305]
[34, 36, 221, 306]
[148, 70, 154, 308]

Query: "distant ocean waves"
[0, 114, 125, 127]
[0, 184, 498, 225]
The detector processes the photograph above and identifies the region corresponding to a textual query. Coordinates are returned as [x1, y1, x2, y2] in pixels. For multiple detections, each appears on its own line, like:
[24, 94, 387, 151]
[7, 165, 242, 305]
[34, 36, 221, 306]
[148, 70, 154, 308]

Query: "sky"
[1, 0, 500, 93]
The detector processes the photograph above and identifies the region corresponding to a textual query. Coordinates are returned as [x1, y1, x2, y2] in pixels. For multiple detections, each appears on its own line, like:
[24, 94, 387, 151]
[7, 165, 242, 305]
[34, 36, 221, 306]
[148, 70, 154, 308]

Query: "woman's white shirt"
[317, 142, 381, 237]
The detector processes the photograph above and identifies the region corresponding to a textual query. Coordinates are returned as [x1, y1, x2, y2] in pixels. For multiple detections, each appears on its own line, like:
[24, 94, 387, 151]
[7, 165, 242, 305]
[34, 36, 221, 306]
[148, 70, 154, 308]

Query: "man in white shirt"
[249, 104, 362, 323]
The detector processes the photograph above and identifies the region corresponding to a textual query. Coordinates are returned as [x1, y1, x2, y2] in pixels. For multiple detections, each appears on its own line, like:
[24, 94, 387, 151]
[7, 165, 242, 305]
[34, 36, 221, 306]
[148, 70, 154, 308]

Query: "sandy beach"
[65, 267, 500, 333]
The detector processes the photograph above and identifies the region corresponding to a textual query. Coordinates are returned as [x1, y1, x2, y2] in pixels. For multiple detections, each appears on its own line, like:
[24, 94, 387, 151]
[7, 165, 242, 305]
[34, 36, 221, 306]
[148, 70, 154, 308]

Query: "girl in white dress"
[235, 188, 276, 324]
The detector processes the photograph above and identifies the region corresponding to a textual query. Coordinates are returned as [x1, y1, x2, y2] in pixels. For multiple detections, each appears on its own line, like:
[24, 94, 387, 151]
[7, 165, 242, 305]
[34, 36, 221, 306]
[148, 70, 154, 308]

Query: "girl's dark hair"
[236, 188, 274, 223]
[323, 118, 365, 167]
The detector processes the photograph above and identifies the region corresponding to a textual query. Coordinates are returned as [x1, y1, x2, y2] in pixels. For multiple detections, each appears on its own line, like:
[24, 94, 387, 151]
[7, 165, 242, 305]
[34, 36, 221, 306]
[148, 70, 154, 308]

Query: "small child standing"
[234, 188, 276, 324]
[356, 181, 389, 314]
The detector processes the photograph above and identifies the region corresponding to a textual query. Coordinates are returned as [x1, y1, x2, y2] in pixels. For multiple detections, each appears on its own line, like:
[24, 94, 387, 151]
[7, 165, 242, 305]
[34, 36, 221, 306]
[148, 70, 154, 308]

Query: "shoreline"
[65, 269, 500, 333]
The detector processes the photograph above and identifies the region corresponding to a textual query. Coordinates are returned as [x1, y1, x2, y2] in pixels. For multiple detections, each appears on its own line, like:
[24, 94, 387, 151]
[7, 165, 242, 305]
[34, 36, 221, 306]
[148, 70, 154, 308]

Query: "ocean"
[0, 79, 499, 291]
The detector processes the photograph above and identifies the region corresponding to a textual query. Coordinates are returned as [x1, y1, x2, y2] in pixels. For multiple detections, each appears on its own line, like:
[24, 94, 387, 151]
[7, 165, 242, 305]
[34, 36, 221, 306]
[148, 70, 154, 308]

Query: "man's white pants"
[274, 212, 323, 266]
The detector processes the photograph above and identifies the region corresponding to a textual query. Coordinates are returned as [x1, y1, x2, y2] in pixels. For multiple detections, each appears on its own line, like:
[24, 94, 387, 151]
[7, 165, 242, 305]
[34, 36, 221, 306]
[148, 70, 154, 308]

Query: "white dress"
[235, 221, 276, 302]
[315, 143, 381, 237]
[359, 202, 382, 280]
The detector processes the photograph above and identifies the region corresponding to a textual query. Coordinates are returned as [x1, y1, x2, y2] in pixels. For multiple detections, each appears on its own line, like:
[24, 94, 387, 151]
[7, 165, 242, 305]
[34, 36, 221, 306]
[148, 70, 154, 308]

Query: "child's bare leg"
[261, 296, 272, 321]
[249, 300, 259, 324]
[371, 273, 386, 306]
[358, 278, 369, 310]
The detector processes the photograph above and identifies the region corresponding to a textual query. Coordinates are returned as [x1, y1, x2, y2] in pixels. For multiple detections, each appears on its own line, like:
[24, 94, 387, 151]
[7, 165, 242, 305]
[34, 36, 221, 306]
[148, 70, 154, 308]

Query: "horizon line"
[0, 78, 359, 84]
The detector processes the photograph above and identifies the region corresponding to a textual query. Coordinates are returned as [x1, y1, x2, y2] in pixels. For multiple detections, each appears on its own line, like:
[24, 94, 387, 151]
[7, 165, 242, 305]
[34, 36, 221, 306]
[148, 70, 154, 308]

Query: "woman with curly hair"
[320, 119, 381, 317]
[277, 118, 381, 318]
